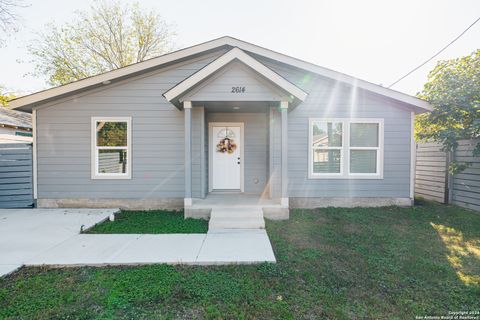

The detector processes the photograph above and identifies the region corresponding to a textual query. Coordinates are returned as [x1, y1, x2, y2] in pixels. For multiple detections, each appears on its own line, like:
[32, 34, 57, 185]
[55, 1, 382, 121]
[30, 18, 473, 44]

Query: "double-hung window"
[348, 121, 382, 176]
[310, 120, 344, 176]
[309, 118, 383, 179]
[91, 117, 132, 179]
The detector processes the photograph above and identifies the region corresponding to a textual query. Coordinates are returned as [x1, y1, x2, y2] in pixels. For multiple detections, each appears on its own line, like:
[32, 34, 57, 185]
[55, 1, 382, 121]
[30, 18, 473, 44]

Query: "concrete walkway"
[26, 229, 276, 266]
[1, 209, 276, 276]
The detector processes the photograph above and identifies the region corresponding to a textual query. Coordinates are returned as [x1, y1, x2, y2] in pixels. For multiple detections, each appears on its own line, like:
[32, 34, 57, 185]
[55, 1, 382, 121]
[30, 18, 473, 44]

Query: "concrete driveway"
[1, 208, 276, 277]
[0, 208, 116, 276]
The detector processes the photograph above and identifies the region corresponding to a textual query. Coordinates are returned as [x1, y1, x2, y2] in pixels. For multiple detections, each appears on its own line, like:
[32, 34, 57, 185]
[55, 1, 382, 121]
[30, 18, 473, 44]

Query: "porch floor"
[192, 193, 282, 209]
[189, 193, 288, 227]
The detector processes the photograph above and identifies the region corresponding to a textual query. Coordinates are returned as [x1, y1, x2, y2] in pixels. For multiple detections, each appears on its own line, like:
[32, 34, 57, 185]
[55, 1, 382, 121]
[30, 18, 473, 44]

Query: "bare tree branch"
[0, 0, 28, 45]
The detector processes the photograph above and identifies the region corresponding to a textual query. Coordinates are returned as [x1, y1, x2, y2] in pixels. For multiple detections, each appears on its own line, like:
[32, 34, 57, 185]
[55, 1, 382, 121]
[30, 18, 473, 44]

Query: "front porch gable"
[163, 47, 308, 108]
[164, 49, 299, 222]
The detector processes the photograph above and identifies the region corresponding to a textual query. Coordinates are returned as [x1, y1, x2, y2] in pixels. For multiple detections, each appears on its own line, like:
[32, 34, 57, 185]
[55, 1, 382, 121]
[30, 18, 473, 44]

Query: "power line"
[388, 16, 480, 88]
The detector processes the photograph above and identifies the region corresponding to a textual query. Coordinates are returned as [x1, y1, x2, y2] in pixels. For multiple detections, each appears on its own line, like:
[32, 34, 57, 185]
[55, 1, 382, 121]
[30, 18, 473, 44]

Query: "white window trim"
[308, 118, 345, 178]
[91, 117, 132, 179]
[308, 118, 384, 180]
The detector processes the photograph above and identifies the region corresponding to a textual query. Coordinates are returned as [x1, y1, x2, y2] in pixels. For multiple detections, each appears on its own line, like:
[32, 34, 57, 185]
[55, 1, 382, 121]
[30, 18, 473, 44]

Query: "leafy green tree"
[416, 49, 480, 172]
[28, 0, 175, 86]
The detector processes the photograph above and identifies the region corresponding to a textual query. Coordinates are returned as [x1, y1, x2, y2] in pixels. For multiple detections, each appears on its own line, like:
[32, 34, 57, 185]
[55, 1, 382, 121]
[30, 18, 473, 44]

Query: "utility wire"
[388, 16, 480, 88]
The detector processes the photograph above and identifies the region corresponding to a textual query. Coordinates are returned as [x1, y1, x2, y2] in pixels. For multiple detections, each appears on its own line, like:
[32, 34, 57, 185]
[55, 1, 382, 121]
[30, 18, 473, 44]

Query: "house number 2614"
[231, 86, 246, 93]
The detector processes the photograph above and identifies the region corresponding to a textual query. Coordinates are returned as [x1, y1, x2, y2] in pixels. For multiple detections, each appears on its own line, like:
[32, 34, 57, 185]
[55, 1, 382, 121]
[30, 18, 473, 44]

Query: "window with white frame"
[309, 118, 383, 179]
[349, 122, 381, 175]
[311, 121, 343, 175]
[92, 117, 131, 179]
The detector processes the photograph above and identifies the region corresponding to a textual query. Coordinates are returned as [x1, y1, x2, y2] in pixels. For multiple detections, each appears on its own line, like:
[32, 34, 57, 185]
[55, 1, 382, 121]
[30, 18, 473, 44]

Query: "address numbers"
[231, 86, 246, 93]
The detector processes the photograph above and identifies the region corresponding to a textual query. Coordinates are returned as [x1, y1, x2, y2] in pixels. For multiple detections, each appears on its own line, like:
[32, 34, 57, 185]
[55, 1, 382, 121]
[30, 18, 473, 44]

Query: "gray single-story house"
[10, 36, 432, 218]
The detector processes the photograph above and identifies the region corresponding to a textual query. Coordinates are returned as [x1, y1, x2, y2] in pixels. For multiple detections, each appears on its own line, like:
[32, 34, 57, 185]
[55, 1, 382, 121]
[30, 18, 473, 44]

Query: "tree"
[415, 49, 480, 172]
[0, 87, 15, 107]
[0, 0, 27, 45]
[28, 0, 176, 86]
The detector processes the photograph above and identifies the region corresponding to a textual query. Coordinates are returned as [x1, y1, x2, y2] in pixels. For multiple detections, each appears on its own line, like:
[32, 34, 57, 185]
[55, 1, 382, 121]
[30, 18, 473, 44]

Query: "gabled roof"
[163, 47, 308, 107]
[9, 36, 433, 112]
[0, 107, 32, 130]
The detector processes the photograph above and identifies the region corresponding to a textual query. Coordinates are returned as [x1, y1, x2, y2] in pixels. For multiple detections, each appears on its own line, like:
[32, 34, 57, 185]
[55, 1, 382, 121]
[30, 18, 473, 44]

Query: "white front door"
[211, 125, 242, 190]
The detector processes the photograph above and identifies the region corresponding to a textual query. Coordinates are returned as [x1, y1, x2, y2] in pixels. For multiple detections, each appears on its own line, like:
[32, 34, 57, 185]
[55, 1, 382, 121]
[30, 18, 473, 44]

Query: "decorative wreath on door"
[216, 137, 237, 154]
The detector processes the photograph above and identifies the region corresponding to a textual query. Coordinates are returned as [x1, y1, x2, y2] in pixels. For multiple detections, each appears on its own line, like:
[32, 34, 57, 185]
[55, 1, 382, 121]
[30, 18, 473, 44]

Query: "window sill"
[308, 174, 383, 180]
[91, 174, 132, 180]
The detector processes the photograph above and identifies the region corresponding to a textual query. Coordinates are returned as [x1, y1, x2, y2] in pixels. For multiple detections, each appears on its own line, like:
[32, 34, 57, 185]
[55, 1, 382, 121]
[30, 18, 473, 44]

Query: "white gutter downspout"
[32, 109, 38, 203]
[410, 111, 416, 204]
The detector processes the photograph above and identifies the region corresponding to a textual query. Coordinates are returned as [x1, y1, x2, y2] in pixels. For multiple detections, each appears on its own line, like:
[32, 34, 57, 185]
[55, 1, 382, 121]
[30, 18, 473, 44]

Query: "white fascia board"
[163, 47, 308, 102]
[9, 37, 232, 110]
[224, 37, 433, 112]
[10, 35, 432, 112]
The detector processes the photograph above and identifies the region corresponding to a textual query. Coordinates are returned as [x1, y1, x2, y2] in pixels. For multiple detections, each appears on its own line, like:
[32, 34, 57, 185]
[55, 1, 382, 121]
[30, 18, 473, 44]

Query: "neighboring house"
[0, 107, 32, 143]
[10, 36, 432, 217]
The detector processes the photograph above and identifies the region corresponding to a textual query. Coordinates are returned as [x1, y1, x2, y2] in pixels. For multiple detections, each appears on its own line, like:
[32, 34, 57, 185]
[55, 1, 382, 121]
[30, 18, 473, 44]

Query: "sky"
[0, 0, 479, 96]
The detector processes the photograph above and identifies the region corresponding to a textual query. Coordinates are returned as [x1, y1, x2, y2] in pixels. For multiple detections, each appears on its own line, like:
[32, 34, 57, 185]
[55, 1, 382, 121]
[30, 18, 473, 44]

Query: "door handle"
[237, 161, 241, 164]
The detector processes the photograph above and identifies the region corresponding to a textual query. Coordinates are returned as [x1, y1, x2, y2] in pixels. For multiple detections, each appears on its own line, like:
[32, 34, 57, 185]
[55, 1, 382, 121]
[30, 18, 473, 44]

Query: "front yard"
[1, 201, 479, 319]
[86, 210, 209, 234]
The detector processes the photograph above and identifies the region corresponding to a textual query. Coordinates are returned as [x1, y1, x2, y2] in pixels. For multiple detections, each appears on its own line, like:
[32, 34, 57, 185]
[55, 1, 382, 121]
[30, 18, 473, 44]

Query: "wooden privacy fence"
[415, 139, 480, 212]
[0, 143, 34, 208]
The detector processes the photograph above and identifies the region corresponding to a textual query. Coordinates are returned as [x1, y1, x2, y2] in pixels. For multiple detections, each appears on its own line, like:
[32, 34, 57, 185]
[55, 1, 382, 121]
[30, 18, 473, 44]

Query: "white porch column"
[184, 101, 192, 207]
[280, 101, 289, 207]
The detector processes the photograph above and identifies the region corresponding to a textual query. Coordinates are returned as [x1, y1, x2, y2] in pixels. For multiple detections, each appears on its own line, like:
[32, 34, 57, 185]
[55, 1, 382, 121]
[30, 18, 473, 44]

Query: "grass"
[1, 200, 479, 319]
[86, 210, 209, 234]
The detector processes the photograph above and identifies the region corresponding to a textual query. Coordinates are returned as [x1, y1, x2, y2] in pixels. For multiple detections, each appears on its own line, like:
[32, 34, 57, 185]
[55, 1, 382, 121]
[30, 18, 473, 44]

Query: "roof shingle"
[0, 107, 32, 129]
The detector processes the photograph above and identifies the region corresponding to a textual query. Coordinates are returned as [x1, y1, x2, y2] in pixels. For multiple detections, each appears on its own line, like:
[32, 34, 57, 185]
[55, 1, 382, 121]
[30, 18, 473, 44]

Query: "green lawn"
[86, 210, 209, 234]
[1, 201, 479, 319]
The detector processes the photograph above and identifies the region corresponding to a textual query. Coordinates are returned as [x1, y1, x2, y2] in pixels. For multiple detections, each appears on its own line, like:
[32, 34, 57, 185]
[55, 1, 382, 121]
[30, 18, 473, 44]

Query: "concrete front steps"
[208, 207, 265, 230]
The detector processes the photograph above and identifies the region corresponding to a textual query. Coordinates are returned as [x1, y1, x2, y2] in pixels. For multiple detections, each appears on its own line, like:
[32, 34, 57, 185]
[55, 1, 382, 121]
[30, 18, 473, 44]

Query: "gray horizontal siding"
[262, 59, 412, 198]
[0, 143, 34, 208]
[36, 51, 224, 199]
[270, 108, 281, 197]
[192, 107, 204, 198]
[36, 48, 416, 202]
[183, 61, 287, 102]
